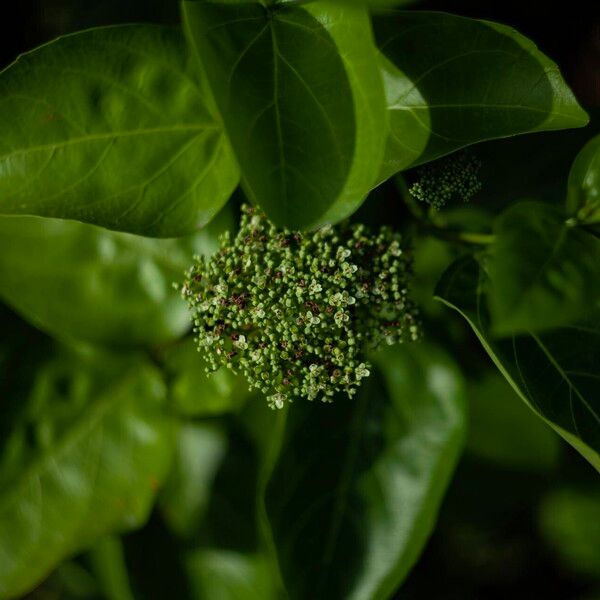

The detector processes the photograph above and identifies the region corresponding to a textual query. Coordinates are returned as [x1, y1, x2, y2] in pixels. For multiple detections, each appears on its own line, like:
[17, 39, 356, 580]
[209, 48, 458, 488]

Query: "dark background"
[2, 2, 600, 599]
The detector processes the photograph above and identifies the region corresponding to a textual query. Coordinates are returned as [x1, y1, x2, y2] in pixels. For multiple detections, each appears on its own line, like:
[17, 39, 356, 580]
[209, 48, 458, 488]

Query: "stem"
[89, 536, 135, 600]
[395, 174, 425, 220]
[423, 225, 495, 246]
[454, 231, 495, 245]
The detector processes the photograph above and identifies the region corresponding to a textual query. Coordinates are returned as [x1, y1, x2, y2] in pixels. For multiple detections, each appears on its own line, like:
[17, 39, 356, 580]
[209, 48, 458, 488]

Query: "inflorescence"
[409, 151, 482, 210]
[181, 206, 420, 409]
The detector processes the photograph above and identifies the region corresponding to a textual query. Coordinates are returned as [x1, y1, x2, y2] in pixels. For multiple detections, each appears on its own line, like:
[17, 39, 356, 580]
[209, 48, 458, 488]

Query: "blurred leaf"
[260, 343, 466, 599]
[163, 338, 247, 417]
[33, 560, 100, 599]
[539, 487, 600, 577]
[200, 423, 262, 553]
[487, 202, 600, 335]
[186, 549, 278, 600]
[467, 372, 560, 471]
[238, 397, 288, 595]
[283, 0, 417, 7]
[183, 0, 386, 229]
[0, 206, 232, 346]
[435, 257, 600, 473]
[0, 25, 238, 236]
[160, 423, 227, 539]
[121, 511, 191, 600]
[0, 347, 174, 598]
[374, 12, 589, 180]
[567, 134, 600, 224]
[88, 536, 135, 600]
[411, 235, 455, 318]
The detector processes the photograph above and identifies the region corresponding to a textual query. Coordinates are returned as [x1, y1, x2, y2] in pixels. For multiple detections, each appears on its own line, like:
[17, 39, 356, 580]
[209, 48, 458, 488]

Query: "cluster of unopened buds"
[181, 205, 420, 409]
[409, 151, 482, 210]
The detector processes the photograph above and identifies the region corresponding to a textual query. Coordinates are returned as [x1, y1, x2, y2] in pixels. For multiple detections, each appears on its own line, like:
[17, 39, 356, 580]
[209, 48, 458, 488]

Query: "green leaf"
[0, 207, 232, 346]
[200, 422, 263, 553]
[183, 0, 387, 229]
[41, 560, 100, 599]
[467, 372, 560, 472]
[261, 343, 466, 599]
[88, 536, 135, 600]
[160, 423, 227, 539]
[0, 348, 174, 598]
[435, 257, 600, 473]
[0, 25, 239, 236]
[539, 487, 600, 577]
[487, 202, 600, 335]
[567, 134, 600, 224]
[163, 338, 248, 416]
[374, 11, 589, 180]
[319, 0, 417, 7]
[186, 550, 278, 600]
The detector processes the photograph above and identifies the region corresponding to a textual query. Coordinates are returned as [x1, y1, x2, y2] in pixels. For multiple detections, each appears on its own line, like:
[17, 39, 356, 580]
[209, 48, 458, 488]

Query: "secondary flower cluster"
[181, 205, 420, 409]
[409, 151, 482, 210]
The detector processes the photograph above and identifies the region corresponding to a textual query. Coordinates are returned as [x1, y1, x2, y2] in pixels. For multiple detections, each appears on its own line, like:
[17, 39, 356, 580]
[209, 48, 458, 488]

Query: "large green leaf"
[435, 257, 600, 473]
[0, 207, 232, 346]
[467, 372, 560, 472]
[260, 343, 466, 599]
[160, 423, 227, 539]
[0, 348, 174, 598]
[374, 11, 589, 180]
[487, 202, 600, 335]
[183, 0, 387, 229]
[567, 134, 600, 225]
[0, 25, 239, 236]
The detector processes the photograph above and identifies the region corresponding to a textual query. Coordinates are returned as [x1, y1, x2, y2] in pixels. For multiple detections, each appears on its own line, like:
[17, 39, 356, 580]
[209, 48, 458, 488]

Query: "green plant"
[181, 205, 419, 408]
[0, 1, 599, 599]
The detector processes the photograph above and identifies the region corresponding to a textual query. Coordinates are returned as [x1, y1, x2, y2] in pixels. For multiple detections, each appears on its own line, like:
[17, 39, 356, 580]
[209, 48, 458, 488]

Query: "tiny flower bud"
[181, 205, 420, 409]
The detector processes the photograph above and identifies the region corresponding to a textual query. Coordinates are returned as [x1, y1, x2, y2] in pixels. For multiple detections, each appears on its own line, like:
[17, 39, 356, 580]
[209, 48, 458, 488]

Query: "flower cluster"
[409, 151, 482, 210]
[181, 206, 420, 409]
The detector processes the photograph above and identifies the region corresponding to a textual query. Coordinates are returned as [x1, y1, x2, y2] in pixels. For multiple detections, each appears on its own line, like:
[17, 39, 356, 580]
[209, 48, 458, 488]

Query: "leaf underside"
[374, 11, 589, 179]
[436, 257, 600, 473]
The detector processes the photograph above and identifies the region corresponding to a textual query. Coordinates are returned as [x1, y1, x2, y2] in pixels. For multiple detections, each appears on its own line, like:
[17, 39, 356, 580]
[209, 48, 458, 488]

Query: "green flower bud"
[181, 205, 420, 409]
[409, 150, 482, 210]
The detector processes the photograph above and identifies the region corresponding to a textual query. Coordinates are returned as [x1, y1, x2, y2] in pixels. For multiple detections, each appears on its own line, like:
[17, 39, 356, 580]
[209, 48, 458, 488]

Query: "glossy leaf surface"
[0, 209, 231, 346]
[567, 134, 600, 224]
[0, 349, 174, 598]
[374, 11, 589, 179]
[436, 257, 600, 472]
[262, 343, 466, 599]
[0, 25, 238, 236]
[183, 0, 387, 229]
[487, 202, 600, 335]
